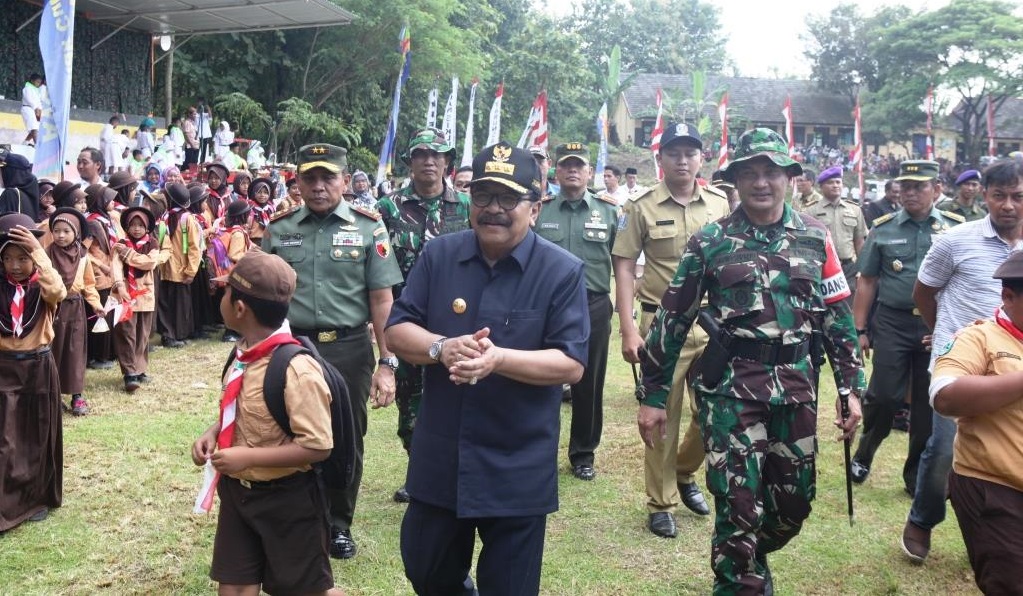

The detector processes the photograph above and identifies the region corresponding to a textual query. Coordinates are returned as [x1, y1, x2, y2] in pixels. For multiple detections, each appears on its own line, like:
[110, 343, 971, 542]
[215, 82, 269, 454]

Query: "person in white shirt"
[21, 74, 44, 145]
[100, 115, 121, 176]
[213, 121, 234, 160]
[136, 124, 156, 159]
[603, 165, 630, 206]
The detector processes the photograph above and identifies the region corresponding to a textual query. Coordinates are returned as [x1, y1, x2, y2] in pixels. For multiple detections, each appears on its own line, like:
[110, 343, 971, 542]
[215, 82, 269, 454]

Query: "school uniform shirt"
[159, 212, 204, 283]
[112, 238, 171, 312]
[69, 256, 104, 314]
[0, 249, 67, 351]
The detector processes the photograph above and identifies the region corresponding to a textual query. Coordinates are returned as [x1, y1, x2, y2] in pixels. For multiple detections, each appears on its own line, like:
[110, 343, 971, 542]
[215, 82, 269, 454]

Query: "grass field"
[0, 320, 980, 595]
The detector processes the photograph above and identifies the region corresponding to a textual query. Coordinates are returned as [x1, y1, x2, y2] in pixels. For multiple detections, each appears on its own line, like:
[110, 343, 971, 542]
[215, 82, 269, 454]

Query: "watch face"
[429, 340, 443, 360]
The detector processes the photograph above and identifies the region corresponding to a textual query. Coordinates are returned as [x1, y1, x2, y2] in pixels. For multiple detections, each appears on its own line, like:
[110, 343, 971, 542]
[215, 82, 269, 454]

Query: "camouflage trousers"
[698, 395, 818, 596]
[395, 359, 423, 452]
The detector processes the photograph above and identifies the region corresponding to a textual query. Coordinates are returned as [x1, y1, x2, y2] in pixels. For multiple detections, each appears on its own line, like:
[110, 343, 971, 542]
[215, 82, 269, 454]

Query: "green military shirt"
[535, 190, 618, 294]
[612, 182, 730, 304]
[375, 183, 470, 282]
[262, 199, 403, 329]
[802, 197, 867, 261]
[935, 197, 987, 222]
[858, 207, 963, 309]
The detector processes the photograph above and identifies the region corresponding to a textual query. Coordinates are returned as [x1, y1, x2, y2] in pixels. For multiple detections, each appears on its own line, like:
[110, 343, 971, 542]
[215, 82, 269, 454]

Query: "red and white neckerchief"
[193, 323, 299, 513]
[249, 200, 275, 229]
[87, 212, 119, 246]
[8, 271, 40, 338]
[121, 234, 151, 295]
[994, 308, 1023, 342]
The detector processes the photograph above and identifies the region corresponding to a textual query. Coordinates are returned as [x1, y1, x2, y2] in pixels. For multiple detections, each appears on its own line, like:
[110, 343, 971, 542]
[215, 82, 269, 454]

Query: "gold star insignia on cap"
[311, 146, 327, 155]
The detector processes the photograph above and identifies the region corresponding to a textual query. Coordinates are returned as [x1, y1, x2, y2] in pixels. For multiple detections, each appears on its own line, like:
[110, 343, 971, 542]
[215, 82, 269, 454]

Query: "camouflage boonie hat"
[402, 127, 456, 164]
[721, 128, 802, 183]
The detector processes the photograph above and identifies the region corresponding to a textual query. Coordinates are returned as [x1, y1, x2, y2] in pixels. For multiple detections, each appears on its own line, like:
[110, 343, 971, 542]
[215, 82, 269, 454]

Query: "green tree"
[213, 93, 272, 140]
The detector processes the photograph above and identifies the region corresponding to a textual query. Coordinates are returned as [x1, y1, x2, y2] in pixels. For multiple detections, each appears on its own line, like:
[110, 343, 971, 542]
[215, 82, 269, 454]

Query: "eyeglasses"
[470, 191, 530, 211]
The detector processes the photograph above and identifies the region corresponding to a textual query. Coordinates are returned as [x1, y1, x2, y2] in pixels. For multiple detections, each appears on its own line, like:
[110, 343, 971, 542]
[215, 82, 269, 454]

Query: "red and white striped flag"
[782, 96, 796, 157]
[987, 94, 996, 157]
[852, 97, 864, 200]
[717, 92, 729, 170]
[925, 85, 934, 160]
[517, 91, 548, 152]
[485, 82, 503, 147]
[650, 88, 665, 180]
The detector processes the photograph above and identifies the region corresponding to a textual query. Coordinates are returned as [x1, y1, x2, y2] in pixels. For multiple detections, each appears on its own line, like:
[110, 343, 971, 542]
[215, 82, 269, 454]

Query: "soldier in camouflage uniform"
[639, 128, 865, 595]
[375, 127, 470, 503]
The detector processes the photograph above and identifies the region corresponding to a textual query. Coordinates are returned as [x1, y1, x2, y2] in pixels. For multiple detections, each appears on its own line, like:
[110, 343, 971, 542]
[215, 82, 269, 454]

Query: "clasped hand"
[443, 328, 502, 385]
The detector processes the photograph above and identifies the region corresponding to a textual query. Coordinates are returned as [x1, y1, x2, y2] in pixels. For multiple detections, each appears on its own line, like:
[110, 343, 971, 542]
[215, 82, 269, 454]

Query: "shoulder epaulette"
[940, 210, 966, 223]
[841, 198, 860, 207]
[270, 205, 300, 223]
[702, 184, 727, 199]
[801, 197, 819, 209]
[872, 212, 896, 227]
[351, 204, 382, 221]
[541, 194, 555, 203]
[630, 187, 655, 202]
[594, 192, 618, 206]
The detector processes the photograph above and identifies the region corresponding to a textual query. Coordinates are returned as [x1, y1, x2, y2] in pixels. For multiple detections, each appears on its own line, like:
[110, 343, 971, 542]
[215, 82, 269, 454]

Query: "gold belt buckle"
[318, 330, 338, 343]
[239, 479, 252, 489]
[912, 308, 921, 316]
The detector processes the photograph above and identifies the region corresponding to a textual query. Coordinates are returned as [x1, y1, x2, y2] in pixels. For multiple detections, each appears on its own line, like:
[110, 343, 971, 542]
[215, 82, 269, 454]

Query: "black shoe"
[850, 460, 870, 484]
[679, 482, 711, 516]
[87, 360, 114, 370]
[647, 511, 677, 538]
[162, 338, 186, 349]
[756, 551, 773, 596]
[27, 508, 48, 522]
[571, 464, 595, 481]
[124, 375, 141, 393]
[138, 373, 152, 384]
[329, 527, 357, 559]
[393, 485, 410, 503]
[892, 407, 910, 432]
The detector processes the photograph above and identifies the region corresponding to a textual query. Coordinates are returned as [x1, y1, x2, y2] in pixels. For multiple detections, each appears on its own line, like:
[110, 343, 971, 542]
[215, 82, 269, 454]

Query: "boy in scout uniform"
[850, 160, 963, 492]
[375, 128, 470, 503]
[802, 166, 868, 299]
[535, 141, 618, 481]
[612, 122, 730, 537]
[262, 143, 403, 560]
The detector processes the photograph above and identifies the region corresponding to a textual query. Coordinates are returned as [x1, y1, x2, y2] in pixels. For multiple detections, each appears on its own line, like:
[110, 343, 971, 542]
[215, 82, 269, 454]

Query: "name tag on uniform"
[655, 219, 674, 226]
[333, 232, 363, 246]
[279, 233, 303, 247]
[339, 225, 359, 232]
[540, 222, 559, 230]
[584, 222, 608, 230]
[886, 238, 908, 245]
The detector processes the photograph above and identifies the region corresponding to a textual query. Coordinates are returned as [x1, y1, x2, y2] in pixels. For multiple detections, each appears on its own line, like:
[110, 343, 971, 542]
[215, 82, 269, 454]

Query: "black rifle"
[810, 319, 854, 527]
[695, 310, 732, 388]
[838, 388, 855, 526]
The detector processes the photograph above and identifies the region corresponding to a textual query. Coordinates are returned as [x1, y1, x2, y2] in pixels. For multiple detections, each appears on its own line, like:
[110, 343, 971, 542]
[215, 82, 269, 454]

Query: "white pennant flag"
[426, 87, 439, 128]
[461, 81, 479, 167]
[485, 82, 503, 147]
[441, 76, 459, 148]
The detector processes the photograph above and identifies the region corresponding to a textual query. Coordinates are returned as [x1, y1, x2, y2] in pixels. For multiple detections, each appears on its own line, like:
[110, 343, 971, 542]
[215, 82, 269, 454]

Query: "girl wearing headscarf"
[136, 124, 155, 159]
[213, 121, 234, 160]
[156, 183, 202, 347]
[0, 152, 40, 221]
[111, 207, 168, 392]
[83, 184, 119, 369]
[46, 207, 103, 415]
[141, 164, 162, 195]
[230, 170, 251, 206]
[204, 163, 231, 222]
[246, 177, 276, 244]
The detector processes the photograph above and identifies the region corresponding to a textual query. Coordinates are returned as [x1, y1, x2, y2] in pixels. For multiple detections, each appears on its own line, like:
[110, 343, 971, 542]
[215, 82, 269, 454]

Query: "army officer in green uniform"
[263, 143, 403, 560]
[535, 142, 618, 481]
[851, 160, 963, 493]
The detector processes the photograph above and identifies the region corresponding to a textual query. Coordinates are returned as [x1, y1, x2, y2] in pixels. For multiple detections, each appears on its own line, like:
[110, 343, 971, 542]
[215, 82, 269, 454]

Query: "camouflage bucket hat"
[402, 127, 456, 164]
[722, 128, 802, 183]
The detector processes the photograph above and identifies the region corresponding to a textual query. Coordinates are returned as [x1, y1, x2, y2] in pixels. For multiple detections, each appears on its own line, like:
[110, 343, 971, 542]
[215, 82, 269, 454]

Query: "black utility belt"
[0, 346, 51, 361]
[232, 471, 310, 490]
[878, 304, 921, 316]
[730, 338, 809, 365]
[640, 302, 659, 314]
[291, 326, 362, 343]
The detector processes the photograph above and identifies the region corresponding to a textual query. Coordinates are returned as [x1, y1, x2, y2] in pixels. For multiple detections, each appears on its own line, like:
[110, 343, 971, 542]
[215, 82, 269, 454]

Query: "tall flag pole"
[852, 96, 864, 201]
[782, 96, 796, 157]
[596, 102, 609, 184]
[35, 0, 76, 180]
[517, 91, 548, 153]
[650, 88, 664, 180]
[925, 85, 934, 160]
[426, 86, 439, 128]
[485, 82, 503, 147]
[987, 94, 996, 157]
[717, 92, 729, 170]
[461, 78, 479, 168]
[441, 76, 459, 148]
[376, 27, 411, 189]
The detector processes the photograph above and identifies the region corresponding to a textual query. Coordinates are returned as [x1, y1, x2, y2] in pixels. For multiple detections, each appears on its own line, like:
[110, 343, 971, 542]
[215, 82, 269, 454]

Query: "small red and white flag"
[517, 91, 548, 153]
[717, 92, 729, 170]
[852, 97, 864, 200]
[650, 88, 665, 180]
[782, 96, 796, 157]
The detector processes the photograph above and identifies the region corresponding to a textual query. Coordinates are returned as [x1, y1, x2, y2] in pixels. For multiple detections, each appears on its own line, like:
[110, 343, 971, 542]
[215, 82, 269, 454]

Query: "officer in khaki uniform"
[535, 142, 618, 481]
[789, 168, 821, 212]
[802, 166, 868, 299]
[262, 143, 403, 560]
[612, 122, 730, 538]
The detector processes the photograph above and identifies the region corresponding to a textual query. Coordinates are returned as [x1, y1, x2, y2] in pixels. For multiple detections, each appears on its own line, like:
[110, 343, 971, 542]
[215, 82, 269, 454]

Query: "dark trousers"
[295, 326, 374, 531]
[854, 305, 933, 492]
[568, 292, 612, 468]
[950, 471, 1023, 596]
[401, 499, 546, 596]
[87, 287, 114, 363]
[183, 148, 199, 169]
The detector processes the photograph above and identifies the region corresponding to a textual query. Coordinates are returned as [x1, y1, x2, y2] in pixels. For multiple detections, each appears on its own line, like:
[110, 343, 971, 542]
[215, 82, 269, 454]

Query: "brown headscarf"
[45, 209, 86, 289]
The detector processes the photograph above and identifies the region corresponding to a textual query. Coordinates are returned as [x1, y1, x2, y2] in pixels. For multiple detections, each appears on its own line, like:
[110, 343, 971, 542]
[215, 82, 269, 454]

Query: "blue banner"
[376, 28, 411, 187]
[34, 0, 76, 180]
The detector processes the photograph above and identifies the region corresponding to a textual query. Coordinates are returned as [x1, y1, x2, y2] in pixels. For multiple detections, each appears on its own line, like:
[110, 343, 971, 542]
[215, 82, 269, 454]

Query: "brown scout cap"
[993, 251, 1023, 280]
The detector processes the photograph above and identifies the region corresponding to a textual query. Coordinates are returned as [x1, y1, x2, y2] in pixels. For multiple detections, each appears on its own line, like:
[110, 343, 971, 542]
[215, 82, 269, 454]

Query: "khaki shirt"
[0, 249, 66, 351]
[612, 182, 729, 304]
[792, 190, 822, 212]
[535, 191, 618, 294]
[803, 198, 867, 260]
[262, 200, 402, 329]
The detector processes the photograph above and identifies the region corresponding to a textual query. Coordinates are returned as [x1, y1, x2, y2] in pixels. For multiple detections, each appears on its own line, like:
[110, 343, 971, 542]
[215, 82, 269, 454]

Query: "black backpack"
[222, 335, 356, 489]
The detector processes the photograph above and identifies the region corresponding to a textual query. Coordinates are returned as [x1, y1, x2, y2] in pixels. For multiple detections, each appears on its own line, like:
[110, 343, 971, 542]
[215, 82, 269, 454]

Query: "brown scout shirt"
[0, 248, 67, 351]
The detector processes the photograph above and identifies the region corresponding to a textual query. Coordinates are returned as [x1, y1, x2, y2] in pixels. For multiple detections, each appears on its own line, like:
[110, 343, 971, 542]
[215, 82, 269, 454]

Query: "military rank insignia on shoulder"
[351, 204, 382, 221]
[871, 212, 896, 227]
[940, 210, 966, 223]
[631, 187, 654, 202]
[703, 184, 727, 199]
[270, 205, 300, 223]
[595, 192, 618, 206]
[541, 195, 555, 203]
[841, 198, 860, 207]
[801, 197, 819, 209]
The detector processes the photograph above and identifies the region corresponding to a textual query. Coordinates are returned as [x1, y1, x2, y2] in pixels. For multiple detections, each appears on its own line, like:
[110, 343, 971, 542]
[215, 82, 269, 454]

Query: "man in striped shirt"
[902, 158, 1023, 563]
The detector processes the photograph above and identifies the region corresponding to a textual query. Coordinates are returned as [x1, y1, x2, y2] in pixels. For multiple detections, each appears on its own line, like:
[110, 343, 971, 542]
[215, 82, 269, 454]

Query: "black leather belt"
[0, 346, 52, 361]
[879, 304, 921, 316]
[641, 302, 659, 314]
[232, 471, 308, 490]
[730, 338, 809, 365]
[291, 327, 357, 343]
